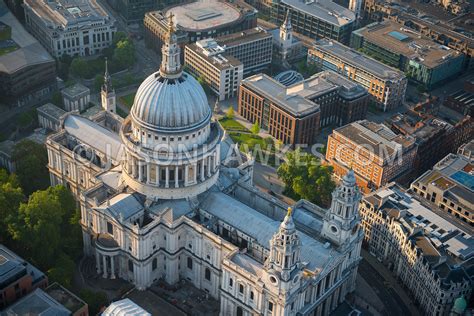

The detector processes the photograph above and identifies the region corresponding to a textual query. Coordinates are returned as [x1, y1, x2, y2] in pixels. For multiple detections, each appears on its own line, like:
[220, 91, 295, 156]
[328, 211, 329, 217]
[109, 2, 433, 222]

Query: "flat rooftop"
[0, 2, 54, 74]
[3, 288, 71, 315]
[165, 0, 242, 32]
[187, 40, 242, 71]
[37, 103, 67, 120]
[281, 0, 354, 27]
[333, 120, 415, 160]
[313, 39, 405, 81]
[23, 0, 112, 27]
[61, 83, 90, 98]
[354, 21, 463, 68]
[0, 245, 45, 288]
[243, 70, 367, 117]
[215, 27, 272, 47]
[242, 74, 319, 117]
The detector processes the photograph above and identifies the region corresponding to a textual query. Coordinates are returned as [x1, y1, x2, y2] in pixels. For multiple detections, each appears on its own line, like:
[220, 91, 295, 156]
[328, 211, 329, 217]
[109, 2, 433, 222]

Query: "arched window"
[187, 257, 193, 270]
[250, 291, 254, 301]
[236, 306, 243, 316]
[205, 268, 211, 281]
[229, 278, 233, 287]
[152, 258, 157, 271]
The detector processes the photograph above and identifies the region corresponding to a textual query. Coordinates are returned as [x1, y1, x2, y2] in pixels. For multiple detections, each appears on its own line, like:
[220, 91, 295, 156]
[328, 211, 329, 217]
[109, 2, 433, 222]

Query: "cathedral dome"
[130, 71, 211, 131]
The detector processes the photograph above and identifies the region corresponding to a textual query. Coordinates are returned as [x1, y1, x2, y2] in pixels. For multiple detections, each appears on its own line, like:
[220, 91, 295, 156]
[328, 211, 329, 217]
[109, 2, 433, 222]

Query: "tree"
[113, 39, 135, 69]
[277, 149, 335, 207]
[47, 253, 75, 289]
[250, 121, 260, 135]
[80, 289, 109, 316]
[8, 187, 65, 269]
[69, 57, 88, 78]
[113, 31, 127, 45]
[12, 140, 49, 195]
[0, 170, 23, 243]
[226, 106, 235, 119]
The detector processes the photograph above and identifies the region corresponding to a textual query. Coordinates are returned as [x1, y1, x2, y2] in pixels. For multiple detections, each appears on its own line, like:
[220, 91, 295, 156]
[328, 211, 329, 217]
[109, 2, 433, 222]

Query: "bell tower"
[101, 58, 116, 113]
[264, 207, 302, 293]
[322, 169, 361, 247]
[279, 10, 293, 60]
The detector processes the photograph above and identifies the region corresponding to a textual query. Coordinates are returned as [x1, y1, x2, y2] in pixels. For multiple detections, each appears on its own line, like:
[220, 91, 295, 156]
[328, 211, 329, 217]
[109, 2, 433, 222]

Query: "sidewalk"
[361, 249, 421, 316]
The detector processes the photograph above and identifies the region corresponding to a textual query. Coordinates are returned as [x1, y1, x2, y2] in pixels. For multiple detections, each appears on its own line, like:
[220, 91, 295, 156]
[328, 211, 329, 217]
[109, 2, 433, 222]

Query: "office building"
[106, 0, 163, 24]
[351, 21, 465, 89]
[0, 2, 56, 107]
[144, 0, 256, 53]
[410, 151, 473, 226]
[23, 0, 117, 58]
[239, 71, 368, 145]
[271, 0, 355, 44]
[308, 39, 407, 111]
[215, 27, 273, 75]
[45, 20, 363, 316]
[326, 120, 417, 192]
[0, 245, 48, 309]
[185, 39, 243, 101]
[359, 183, 472, 315]
[386, 111, 474, 177]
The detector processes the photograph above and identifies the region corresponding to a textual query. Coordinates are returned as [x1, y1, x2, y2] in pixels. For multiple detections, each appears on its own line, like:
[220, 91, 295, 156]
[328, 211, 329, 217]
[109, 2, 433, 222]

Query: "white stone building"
[23, 0, 116, 57]
[359, 183, 473, 315]
[45, 16, 363, 316]
[61, 83, 90, 112]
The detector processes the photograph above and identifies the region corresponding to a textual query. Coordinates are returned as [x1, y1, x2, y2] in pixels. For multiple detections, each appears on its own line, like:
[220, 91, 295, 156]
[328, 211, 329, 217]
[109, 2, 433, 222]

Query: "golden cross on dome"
[287, 207, 292, 217]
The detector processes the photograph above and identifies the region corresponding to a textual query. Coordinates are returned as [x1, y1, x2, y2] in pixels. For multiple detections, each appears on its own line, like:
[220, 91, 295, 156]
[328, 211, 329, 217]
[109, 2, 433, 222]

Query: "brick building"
[0, 245, 48, 309]
[326, 120, 417, 192]
[239, 71, 368, 145]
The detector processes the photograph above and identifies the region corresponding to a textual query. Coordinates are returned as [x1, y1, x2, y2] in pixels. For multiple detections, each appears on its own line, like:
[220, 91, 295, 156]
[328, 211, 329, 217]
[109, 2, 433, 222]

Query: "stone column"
[146, 163, 151, 184]
[132, 158, 137, 178]
[175, 167, 179, 188]
[165, 167, 169, 188]
[156, 165, 160, 186]
[207, 156, 212, 177]
[138, 162, 143, 182]
[185, 165, 189, 186]
[200, 160, 205, 181]
[193, 163, 197, 183]
[102, 255, 107, 278]
[110, 256, 116, 279]
[96, 253, 101, 274]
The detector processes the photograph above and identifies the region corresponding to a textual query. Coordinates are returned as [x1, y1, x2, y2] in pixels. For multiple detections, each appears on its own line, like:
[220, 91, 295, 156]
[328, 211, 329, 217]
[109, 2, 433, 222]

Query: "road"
[358, 259, 416, 316]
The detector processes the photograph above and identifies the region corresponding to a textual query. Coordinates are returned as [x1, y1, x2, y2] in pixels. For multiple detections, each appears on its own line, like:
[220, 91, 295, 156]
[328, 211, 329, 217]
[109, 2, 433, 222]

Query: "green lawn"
[219, 117, 248, 132]
[120, 93, 136, 109]
[0, 45, 19, 56]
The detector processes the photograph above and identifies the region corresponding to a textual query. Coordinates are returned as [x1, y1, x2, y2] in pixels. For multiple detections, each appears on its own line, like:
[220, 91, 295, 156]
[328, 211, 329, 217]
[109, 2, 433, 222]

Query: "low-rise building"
[185, 39, 243, 101]
[326, 120, 417, 192]
[351, 21, 465, 89]
[386, 112, 474, 177]
[0, 245, 48, 309]
[61, 84, 91, 112]
[215, 27, 273, 75]
[410, 151, 473, 226]
[359, 183, 473, 315]
[37, 103, 67, 132]
[0, 2, 56, 107]
[239, 71, 368, 145]
[444, 80, 474, 117]
[270, 0, 355, 44]
[23, 0, 116, 58]
[3, 283, 88, 316]
[308, 39, 407, 111]
[144, 0, 256, 53]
